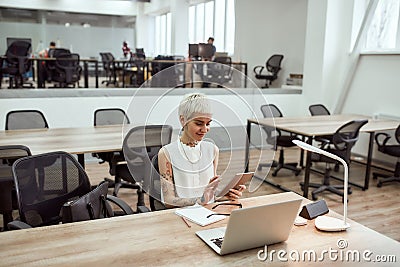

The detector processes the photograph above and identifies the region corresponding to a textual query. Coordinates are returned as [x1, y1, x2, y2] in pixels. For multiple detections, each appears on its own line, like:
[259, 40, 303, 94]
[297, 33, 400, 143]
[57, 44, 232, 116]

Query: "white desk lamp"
[293, 140, 350, 231]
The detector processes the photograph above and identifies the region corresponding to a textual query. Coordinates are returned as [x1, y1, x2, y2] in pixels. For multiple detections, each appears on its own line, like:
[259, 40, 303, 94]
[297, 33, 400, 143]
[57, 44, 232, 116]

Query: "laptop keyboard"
[211, 237, 224, 248]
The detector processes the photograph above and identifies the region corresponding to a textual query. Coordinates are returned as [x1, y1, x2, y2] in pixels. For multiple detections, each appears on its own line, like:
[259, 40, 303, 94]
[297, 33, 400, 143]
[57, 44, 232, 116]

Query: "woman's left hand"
[226, 185, 246, 201]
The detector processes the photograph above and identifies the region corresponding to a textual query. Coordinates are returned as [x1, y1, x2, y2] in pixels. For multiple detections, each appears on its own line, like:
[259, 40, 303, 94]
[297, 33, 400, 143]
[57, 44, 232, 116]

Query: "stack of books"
[286, 73, 303, 86]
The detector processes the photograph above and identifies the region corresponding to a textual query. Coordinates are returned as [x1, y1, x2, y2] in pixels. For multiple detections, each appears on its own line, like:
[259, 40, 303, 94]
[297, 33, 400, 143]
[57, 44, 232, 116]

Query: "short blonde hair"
[178, 93, 212, 122]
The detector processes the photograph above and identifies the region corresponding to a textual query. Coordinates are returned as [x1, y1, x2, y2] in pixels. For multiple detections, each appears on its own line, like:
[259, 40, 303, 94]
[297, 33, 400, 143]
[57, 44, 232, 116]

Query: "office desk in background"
[244, 114, 399, 198]
[0, 125, 131, 168]
[0, 192, 398, 266]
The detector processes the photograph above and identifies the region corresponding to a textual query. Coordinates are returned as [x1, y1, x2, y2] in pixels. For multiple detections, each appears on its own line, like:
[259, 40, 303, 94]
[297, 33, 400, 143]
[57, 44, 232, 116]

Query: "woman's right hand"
[201, 176, 220, 204]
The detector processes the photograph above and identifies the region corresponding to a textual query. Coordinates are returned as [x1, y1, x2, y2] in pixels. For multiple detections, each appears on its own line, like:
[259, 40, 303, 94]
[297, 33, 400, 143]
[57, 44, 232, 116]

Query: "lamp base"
[315, 216, 350, 232]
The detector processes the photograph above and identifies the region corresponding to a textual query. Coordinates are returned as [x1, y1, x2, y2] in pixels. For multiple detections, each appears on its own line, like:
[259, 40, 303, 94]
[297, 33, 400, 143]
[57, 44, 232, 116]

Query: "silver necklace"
[179, 139, 202, 164]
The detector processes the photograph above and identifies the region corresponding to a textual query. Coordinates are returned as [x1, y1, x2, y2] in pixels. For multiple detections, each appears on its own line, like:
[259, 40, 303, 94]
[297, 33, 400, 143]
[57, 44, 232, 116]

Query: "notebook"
[175, 204, 226, 226]
[196, 195, 302, 255]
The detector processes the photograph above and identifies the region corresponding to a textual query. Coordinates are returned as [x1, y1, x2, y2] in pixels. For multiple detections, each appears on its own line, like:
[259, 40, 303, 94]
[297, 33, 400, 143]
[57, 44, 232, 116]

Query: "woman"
[158, 93, 245, 208]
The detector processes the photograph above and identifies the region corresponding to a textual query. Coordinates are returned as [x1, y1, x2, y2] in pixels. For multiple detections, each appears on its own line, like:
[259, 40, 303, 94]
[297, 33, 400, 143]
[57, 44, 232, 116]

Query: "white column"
[170, 0, 189, 56]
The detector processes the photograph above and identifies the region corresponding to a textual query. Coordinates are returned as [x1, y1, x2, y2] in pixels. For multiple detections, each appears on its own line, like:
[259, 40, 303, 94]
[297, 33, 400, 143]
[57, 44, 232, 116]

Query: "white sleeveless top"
[162, 140, 216, 199]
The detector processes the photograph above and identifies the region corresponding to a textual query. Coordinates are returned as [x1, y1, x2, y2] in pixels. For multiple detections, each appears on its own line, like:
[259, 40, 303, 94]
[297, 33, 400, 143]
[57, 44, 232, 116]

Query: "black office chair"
[253, 54, 284, 88]
[123, 58, 145, 87]
[258, 104, 301, 176]
[0, 145, 31, 231]
[300, 119, 368, 201]
[205, 56, 233, 87]
[309, 104, 338, 171]
[115, 125, 173, 211]
[100, 52, 120, 86]
[135, 48, 146, 60]
[150, 55, 180, 87]
[309, 104, 330, 116]
[51, 53, 82, 88]
[149, 154, 167, 211]
[5, 110, 49, 130]
[373, 124, 400, 187]
[1, 40, 33, 89]
[93, 108, 130, 186]
[8, 151, 135, 230]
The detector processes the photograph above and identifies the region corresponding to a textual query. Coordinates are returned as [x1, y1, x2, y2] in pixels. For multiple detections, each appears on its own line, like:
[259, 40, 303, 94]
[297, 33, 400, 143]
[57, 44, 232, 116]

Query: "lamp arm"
[293, 140, 349, 226]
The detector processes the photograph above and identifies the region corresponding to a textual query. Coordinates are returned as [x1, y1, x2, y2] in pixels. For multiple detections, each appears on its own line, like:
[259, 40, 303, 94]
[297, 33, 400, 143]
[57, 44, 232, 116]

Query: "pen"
[181, 216, 191, 228]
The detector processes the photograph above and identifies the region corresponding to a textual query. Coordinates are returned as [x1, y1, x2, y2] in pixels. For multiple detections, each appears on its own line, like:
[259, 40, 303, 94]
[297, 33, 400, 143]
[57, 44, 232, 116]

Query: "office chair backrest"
[123, 125, 173, 192]
[6, 41, 31, 58]
[5, 110, 49, 130]
[0, 145, 32, 228]
[50, 48, 71, 58]
[260, 104, 283, 146]
[0, 145, 31, 166]
[149, 154, 167, 211]
[261, 104, 283, 119]
[266, 54, 284, 74]
[12, 151, 91, 227]
[94, 108, 130, 126]
[54, 53, 81, 84]
[5, 41, 32, 74]
[331, 120, 368, 160]
[395, 124, 400, 144]
[309, 104, 330, 116]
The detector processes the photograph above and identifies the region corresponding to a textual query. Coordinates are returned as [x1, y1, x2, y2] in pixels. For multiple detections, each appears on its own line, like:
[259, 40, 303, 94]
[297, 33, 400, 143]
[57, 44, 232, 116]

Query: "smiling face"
[181, 115, 212, 145]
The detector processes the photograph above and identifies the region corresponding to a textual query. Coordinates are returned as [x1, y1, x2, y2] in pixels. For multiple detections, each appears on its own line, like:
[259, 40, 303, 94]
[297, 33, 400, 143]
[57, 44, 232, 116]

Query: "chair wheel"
[272, 172, 277, 177]
[295, 170, 301, 176]
[312, 194, 318, 201]
[377, 182, 382, 188]
[348, 188, 352, 194]
[372, 174, 377, 180]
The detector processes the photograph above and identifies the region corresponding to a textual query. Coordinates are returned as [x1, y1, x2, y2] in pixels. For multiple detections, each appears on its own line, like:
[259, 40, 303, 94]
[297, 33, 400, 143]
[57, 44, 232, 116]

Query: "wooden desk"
[0, 192, 398, 266]
[0, 125, 131, 168]
[244, 114, 399, 197]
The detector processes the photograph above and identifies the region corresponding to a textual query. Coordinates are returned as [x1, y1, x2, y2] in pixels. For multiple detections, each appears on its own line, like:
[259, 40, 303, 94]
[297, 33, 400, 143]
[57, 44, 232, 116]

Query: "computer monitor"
[198, 43, 214, 60]
[135, 48, 145, 54]
[188, 43, 199, 58]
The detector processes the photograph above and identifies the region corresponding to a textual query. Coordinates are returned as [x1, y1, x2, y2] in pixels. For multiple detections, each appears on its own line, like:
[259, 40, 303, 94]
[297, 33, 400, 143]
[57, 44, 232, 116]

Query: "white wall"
[235, 0, 308, 89]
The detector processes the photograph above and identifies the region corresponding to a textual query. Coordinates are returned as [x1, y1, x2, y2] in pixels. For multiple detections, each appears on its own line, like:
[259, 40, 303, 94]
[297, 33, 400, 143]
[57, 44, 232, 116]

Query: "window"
[155, 12, 172, 55]
[188, 0, 235, 54]
[364, 0, 400, 51]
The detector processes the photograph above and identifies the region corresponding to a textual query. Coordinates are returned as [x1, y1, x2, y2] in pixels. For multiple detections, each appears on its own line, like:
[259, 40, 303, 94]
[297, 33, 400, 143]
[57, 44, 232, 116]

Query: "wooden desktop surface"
[0, 192, 398, 266]
[249, 114, 398, 137]
[0, 125, 130, 155]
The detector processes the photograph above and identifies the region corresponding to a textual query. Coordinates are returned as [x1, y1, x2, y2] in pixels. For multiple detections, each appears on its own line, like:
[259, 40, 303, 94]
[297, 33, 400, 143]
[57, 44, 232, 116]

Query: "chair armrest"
[253, 65, 264, 76]
[106, 194, 135, 215]
[7, 220, 32, 230]
[375, 132, 391, 147]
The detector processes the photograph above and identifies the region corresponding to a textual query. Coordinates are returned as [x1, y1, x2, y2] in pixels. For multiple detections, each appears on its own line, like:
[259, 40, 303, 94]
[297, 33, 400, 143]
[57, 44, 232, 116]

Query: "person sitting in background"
[122, 41, 132, 58]
[39, 41, 56, 58]
[207, 37, 216, 60]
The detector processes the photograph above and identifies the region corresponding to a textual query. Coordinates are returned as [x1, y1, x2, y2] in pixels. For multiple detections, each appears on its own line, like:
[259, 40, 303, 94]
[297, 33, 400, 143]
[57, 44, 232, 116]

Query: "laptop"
[196, 195, 302, 255]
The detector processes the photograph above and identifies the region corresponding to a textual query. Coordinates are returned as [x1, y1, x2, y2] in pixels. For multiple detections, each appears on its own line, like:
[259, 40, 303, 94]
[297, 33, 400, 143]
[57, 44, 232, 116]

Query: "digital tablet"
[215, 172, 254, 198]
